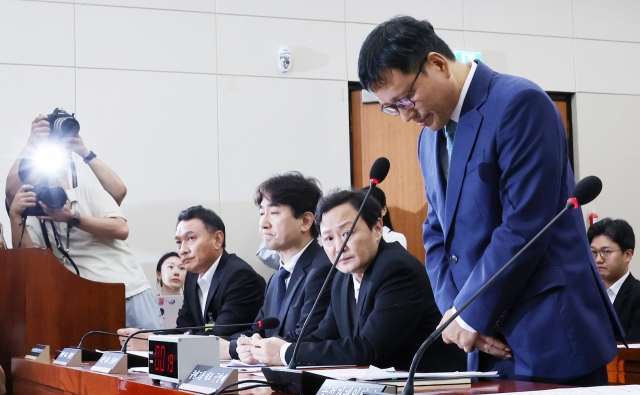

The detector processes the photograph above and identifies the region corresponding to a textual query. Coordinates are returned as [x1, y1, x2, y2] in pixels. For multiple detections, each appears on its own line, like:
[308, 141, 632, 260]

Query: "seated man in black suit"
[588, 218, 640, 342]
[240, 190, 465, 371]
[220, 172, 332, 359]
[119, 205, 265, 347]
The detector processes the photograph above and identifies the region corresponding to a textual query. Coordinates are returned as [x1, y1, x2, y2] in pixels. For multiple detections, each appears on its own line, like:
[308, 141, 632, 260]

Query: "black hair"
[358, 15, 455, 92]
[362, 186, 394, 231]
[156, 252, 180, 287]
[254, 172, 323, 238]
[587, 218, 635, 252]
[177, 205, 226, 248]
[315, 189, 381, 230]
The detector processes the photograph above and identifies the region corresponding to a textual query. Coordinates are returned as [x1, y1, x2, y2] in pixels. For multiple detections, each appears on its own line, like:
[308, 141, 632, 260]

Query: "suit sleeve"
[285, 299, 340, 364]
[281, 254, 332, 341]
[419, 130, 459, 313]
[228, 275, 272, 359]
[287, 263, 428, 366]
[212, 266, 265, 337]
[624, 283, 640, 342]
[455, 88, 568, 333]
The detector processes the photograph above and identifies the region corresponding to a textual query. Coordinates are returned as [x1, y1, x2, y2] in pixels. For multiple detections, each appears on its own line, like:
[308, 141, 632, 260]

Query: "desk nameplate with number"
[179, 365, 237, 393]
[25, 344, 50, 363]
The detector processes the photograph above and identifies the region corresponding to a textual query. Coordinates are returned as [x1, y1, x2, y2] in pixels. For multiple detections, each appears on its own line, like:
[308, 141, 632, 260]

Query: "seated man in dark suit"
[240, 190, 465, 371]
[588, 218, 640, 342]
[220, 172, 332, 359]
[119, 205, 265, 347]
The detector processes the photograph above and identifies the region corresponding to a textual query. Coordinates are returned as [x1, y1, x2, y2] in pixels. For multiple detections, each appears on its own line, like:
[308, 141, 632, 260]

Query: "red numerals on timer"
[153, 345, 174, 373]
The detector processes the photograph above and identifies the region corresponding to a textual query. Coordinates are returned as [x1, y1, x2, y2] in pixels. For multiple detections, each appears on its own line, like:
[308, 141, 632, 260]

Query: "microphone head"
[570, 176, 602, 207]
[369, 157, 390, 185]
[253, 317, 280, 331]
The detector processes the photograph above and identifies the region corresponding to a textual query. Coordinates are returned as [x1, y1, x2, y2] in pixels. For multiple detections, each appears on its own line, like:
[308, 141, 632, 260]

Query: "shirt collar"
[279, 240, 313, 274]
[608, 270, 631, 299]
[450, 60, 477, 123]
[198, 253, 222, 286]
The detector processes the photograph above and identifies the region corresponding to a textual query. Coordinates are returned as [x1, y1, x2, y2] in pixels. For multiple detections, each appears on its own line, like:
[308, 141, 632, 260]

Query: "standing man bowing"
[220, 172, 332, 359]
[358, 16, 620, 385]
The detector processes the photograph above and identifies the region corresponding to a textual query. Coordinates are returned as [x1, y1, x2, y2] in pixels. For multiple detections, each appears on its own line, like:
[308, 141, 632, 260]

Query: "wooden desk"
[12, 358, 569, 395]
[608, 347, 640, 384]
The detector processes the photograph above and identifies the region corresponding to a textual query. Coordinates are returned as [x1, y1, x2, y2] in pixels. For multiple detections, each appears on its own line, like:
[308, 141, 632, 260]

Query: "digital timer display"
[148, 341, 179, 380]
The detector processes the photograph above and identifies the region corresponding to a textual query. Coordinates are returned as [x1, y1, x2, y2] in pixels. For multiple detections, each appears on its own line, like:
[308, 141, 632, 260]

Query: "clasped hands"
[440, 308, 512, 359]
[236, 334, 287, 366]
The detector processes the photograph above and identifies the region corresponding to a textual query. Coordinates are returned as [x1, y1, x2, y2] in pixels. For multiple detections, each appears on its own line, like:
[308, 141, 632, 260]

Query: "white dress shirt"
[197, 254, 222, 320]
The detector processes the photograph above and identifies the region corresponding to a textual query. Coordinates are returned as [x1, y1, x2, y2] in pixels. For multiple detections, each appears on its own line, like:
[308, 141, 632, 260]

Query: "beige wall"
[1, 0, 639, 285]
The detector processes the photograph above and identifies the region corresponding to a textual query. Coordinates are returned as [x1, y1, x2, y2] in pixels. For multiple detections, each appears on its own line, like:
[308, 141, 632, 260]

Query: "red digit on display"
[168, 353, 174, 373]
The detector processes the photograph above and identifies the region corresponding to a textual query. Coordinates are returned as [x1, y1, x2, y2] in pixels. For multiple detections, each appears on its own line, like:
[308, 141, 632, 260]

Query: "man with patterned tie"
[219, 172, 332, 360]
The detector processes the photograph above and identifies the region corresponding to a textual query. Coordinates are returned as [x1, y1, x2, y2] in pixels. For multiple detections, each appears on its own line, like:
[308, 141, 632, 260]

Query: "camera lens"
[52, 117, 80, 137]
[41, 187, 67, 210]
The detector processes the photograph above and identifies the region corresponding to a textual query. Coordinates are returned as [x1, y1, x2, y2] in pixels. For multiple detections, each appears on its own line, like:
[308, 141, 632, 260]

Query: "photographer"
[7, 115, 161, 329]
[6, 114, 126, 208]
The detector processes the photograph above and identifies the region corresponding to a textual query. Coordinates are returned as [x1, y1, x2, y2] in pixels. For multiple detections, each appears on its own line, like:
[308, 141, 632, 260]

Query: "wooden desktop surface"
[11, 358, 567, 395]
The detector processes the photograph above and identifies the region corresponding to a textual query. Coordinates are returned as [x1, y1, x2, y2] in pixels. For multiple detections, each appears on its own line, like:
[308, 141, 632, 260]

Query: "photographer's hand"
[64, 135, 90, 159]
[8, 185, 37, 248]
[28, 115, 51, 146]
[38, 200, 73, 224]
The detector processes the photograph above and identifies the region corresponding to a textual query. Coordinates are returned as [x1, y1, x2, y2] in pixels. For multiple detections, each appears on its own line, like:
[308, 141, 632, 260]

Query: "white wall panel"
[573, 0, 640, 43]
[464, 31, 575, 92]
[76, 68, 218, 286]
[345, 0, 463, 30]
[463, 0, 573, 38]
[0, 1, 74, 66]
[217, 75, 350, 278]
[574, 92, 640, 274]
[216, 0, 344, 22]
[217, 15, 347, 80]
[76, 0, 215, 13]
[76, 5, 216, 73]
[575, 39, 640, 95]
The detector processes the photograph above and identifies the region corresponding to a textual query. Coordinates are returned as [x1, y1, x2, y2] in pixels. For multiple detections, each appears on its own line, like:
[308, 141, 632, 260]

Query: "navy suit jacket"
[419, 61, 620, 380]
[176, 251, 265, 337]
[285, 241, 465, 371]
[228, 241, 332, 358]
[614, 273, 640, 343]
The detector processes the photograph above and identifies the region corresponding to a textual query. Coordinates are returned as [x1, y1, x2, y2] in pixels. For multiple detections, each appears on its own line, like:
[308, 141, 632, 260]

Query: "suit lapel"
[187, 273, 204, 325]
[339, 275, 352, 336]
[614, 274, 635, 312]
[353, 277, 371, 336]
[443, 61, 492, 237]
[278, 244, 315, 322]
[204, 252, 228, 322]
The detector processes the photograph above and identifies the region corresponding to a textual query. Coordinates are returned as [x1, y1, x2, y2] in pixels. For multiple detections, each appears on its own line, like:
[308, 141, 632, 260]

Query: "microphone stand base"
[261, 367, 327, 395]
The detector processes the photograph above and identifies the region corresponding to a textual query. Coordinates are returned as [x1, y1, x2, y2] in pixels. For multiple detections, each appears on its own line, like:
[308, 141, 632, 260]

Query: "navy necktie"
[275, 267, 290, 315]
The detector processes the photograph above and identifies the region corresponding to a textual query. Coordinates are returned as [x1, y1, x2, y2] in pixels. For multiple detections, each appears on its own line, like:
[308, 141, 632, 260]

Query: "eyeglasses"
[591, 249, 621, 260]
[380, 58, 426, 116]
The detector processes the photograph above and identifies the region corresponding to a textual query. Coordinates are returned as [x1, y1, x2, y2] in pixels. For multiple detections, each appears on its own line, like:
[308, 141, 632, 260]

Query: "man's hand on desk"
[219, 338, 231, 360]
[440, 308, 512, 360]
[117, 328, 149, 351]
[236, 335, 260, 365]
[251, 334, 288, 366]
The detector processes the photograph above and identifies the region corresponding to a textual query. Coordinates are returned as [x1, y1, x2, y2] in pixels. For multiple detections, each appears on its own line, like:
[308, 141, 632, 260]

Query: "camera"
[47, 108, 80, 139]
[22, 182, 68, 217]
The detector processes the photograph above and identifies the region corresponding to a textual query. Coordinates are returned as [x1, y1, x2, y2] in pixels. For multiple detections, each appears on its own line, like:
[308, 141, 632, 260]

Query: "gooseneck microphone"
[288, 156, 390, 369]
[120, 317, 280, 352]
[400, 176, 603, 395]
[262, 158, 391, 395]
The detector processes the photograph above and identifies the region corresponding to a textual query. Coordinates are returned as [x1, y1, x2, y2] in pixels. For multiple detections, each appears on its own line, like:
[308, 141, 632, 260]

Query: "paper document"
[499, 384, 640, 394]
[300, 365, 498, 381]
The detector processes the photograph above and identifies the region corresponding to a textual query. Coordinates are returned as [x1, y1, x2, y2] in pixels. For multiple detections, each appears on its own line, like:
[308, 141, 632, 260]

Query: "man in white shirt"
[588, 218, 640, 342]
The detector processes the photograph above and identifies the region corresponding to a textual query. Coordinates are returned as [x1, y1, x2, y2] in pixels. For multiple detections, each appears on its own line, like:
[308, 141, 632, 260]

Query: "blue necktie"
[445, 120, 457, 163]
[275, 267, 290, 316]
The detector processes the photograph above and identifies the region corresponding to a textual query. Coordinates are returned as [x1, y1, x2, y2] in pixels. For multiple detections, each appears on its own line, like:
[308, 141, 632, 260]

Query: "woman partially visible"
[156, 252, 186, 296]
[363, 186, 408, 249]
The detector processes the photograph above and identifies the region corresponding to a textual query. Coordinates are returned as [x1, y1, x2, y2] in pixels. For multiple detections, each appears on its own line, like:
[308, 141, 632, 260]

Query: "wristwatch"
[68, 212, 81, 228]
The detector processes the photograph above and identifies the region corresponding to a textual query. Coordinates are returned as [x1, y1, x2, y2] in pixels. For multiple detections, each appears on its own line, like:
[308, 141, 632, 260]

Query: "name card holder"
[53, 347, 82, 367]
[25, 344, 50, 363]
[179, 365, 237, 394]
[318, 380, 397, 395]
[90, 352, 127, 374]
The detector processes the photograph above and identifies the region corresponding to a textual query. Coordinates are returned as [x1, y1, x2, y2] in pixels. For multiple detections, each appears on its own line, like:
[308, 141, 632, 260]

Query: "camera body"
[22, 183, 68, 217]
[47, 108, 80, 139]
